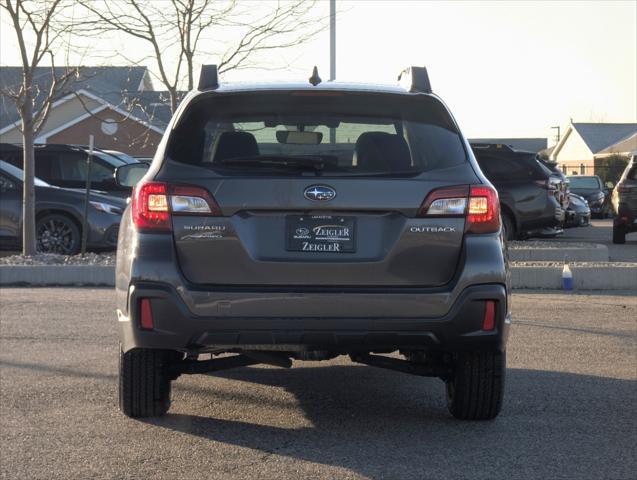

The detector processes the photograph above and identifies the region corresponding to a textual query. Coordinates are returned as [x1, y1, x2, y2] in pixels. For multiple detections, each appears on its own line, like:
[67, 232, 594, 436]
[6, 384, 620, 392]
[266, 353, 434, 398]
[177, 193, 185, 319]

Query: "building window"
[580, 164, 586, 175]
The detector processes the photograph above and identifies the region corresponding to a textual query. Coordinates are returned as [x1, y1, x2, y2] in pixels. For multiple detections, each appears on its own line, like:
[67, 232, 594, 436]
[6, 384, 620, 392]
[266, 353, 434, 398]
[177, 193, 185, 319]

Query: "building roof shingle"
[571, 123, 637, 154]
[0, 66, 178, 131]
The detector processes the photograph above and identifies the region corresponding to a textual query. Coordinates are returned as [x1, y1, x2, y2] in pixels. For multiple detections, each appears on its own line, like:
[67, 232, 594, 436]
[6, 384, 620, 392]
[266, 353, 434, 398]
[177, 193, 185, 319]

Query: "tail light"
[417, 185, 469, 216]
[418, 184, 500, 234]
[131, 182, 171, 231]
[131, 181, 221, 231]
[467, 186, 500, 233]
[535, 179, 560, 194]
[169, 185, 222, 216]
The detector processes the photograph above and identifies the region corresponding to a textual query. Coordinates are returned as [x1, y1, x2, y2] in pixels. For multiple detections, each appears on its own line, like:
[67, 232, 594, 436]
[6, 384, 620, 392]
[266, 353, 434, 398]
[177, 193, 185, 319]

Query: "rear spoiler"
[469, 143, 515, 152]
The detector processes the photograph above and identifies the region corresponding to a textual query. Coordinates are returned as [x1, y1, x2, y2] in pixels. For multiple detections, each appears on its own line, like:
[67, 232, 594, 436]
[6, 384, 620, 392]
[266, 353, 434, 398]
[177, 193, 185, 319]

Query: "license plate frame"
[286, 215, 356, 253]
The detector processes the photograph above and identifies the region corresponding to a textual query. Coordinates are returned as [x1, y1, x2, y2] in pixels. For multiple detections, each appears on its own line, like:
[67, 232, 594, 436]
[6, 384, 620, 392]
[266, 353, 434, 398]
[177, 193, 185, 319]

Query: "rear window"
[0, 160, 50, 186]
[92, 151, 127, 167]
[474, 152, 545, 181]
[167, 92, 466, 176]
[569, 176, 601, 189]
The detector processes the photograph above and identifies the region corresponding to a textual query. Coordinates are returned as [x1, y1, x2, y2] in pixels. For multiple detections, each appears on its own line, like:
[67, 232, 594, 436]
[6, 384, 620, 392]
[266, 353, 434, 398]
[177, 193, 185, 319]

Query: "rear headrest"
[212, 131, 259, 163]
[354, 132, 412, 171]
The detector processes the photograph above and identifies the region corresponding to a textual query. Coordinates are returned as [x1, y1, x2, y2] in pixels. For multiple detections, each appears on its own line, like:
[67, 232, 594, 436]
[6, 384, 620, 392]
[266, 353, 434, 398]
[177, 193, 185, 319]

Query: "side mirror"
[115, 163, 149, 188]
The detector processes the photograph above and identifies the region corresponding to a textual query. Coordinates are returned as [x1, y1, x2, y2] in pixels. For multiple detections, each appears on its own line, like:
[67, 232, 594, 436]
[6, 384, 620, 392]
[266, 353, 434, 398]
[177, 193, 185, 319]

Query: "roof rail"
[398, 66, 431, 93]
[198, 64, 219, 90]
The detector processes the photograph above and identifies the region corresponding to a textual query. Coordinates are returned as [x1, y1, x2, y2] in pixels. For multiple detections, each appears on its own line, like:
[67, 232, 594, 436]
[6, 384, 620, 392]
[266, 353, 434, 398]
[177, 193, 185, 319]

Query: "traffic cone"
[562, 260, 573, 291]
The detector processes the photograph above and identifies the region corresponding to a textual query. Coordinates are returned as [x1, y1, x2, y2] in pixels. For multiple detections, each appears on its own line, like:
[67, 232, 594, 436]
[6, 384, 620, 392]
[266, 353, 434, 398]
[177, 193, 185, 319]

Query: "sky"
[1, 0, 636, 143]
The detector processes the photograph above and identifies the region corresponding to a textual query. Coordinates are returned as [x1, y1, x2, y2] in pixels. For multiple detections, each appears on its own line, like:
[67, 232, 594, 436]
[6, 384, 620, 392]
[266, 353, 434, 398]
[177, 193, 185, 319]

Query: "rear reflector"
[482, 300, 496, 331]
[139, 298, 154, 330]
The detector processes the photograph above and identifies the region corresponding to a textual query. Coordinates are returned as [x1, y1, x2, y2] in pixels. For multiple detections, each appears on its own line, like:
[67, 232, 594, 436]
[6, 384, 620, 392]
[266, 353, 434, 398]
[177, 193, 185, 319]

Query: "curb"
[510, 263, 637, 290]
[2, 263, 636, 290]
[508, 243, 609, 262]
[0, 265, 115, 286]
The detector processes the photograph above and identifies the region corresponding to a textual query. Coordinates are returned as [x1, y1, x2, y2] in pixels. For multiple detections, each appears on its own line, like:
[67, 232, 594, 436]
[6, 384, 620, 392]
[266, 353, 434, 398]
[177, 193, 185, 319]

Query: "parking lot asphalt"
[553, 219, 637, 262]
[1, 288, 636, 480]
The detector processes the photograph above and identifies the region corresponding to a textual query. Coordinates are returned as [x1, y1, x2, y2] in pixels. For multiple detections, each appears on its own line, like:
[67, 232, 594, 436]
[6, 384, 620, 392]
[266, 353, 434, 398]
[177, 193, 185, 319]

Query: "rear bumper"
[565, 209, 591, 228]
[116, 212, 511, 354]
[118, 282, 510, 354]
[521, 198, 565, 233]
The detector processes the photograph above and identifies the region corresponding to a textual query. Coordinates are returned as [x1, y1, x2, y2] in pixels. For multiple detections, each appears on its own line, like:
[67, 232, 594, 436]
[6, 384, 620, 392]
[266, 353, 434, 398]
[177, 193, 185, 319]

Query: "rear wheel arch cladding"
[499, 205, 517, 232]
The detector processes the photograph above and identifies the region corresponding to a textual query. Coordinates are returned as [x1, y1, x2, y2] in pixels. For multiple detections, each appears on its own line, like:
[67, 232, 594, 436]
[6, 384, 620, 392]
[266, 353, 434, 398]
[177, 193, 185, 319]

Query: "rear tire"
[119, 347, 177, 418]
[612, 225, 626, 244]
[446, 350, 505, 420]
[501, 214, 515, 241]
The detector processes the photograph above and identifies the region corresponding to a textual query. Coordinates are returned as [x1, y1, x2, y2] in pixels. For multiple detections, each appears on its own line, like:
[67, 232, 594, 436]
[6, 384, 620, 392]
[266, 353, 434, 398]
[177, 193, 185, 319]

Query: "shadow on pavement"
[1, 356, 635, 477]
[144, 365, 636, 479]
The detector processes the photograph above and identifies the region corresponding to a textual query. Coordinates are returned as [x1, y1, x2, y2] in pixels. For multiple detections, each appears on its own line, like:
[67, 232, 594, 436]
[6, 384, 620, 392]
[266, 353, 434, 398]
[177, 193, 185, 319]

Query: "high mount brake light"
[418, 184, 501, 234]
[131, 181, 221, 231]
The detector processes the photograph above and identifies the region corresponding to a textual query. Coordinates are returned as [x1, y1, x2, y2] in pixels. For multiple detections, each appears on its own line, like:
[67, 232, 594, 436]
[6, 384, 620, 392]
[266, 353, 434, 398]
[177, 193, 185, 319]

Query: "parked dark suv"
[471, 143, 567, 240]
[0, 160, 125, 253]
[611, 154, 637, 243]
[0, 143, 143, 198]
[115, 66, 510, 420]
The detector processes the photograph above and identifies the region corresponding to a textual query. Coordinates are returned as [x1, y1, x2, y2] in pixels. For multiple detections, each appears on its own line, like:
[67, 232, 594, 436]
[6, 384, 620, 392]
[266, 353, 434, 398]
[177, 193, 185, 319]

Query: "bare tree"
[0, 0, 77, 255]
[74, 0, 326, 112]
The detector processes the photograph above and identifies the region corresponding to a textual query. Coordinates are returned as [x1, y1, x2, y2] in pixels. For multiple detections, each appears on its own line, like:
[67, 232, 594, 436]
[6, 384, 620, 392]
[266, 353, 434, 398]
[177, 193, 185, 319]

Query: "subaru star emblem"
[304, 185, 336, 202]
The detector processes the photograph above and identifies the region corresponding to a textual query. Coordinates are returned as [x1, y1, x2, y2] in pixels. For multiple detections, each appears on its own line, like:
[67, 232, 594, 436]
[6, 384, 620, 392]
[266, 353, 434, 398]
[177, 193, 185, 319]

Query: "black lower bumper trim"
[119, 283, 510, 354]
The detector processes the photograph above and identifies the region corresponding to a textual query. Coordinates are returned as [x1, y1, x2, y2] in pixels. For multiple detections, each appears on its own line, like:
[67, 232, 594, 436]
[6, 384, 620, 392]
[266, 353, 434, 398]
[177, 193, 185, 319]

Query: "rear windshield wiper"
[217, 155, 328, 171]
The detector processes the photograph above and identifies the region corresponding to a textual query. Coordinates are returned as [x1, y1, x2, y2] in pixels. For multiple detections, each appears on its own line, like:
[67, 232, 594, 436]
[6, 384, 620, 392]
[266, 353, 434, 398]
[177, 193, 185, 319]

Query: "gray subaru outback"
[115, 66, 511, 420]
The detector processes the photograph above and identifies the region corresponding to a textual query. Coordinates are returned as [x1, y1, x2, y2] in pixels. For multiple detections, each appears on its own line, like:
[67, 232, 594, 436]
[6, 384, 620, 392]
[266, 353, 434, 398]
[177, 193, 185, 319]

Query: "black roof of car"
[0, 142, 91, 152]
[470, 143, 538, 158]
